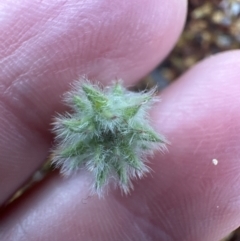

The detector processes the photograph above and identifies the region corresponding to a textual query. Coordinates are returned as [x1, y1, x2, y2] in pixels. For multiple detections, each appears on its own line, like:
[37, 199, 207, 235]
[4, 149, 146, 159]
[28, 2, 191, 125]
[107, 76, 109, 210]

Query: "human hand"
[0, 1, 240, 240]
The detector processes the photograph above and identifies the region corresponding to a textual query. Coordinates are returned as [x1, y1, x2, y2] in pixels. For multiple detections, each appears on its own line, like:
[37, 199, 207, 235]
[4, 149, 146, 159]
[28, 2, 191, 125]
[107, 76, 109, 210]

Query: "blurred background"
[140, 0, 240, 94]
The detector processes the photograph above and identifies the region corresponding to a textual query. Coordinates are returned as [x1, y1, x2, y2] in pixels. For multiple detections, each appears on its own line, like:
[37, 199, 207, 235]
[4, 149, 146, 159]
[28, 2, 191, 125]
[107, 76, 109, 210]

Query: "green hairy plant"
[52, 78, 168, 196]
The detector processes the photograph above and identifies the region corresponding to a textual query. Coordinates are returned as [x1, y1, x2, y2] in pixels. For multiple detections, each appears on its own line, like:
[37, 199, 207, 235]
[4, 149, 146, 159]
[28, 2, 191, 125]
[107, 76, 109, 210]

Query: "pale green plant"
[52, 78, 168, 196]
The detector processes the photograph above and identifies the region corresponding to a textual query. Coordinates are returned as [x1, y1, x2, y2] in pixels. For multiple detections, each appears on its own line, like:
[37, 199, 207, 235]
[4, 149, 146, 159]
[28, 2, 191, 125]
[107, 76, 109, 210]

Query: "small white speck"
[212, 159, 218, 165]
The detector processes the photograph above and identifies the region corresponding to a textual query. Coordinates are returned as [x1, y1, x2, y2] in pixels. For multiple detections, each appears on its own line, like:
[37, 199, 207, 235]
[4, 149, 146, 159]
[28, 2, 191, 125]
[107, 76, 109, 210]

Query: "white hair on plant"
[51, 77, 168, 197]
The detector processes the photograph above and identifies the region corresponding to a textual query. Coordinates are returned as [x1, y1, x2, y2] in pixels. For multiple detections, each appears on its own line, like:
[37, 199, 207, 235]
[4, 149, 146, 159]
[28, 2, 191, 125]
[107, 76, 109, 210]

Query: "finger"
[0, 0, 187, 205]
[1, 50, 240, 241]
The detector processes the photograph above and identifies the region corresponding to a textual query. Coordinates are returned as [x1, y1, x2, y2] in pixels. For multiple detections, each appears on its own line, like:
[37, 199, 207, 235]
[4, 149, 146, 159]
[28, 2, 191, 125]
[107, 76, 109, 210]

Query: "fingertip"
[0, 0, 187, 206]
[149, 49, 240, 240]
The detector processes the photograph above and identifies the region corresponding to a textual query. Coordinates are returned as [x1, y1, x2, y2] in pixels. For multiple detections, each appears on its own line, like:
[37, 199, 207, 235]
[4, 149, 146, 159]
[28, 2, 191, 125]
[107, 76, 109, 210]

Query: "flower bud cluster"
[52, 79, 167, 196]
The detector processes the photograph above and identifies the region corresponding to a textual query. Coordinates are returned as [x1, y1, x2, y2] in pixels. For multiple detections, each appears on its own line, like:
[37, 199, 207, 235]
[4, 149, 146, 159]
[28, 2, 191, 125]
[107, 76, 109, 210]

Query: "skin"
[0, 0, 240, 240]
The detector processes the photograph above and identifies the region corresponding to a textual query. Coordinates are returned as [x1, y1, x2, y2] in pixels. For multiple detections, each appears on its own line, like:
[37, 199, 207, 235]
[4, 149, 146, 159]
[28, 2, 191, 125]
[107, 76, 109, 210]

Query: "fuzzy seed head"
[52, 78, 168, 196]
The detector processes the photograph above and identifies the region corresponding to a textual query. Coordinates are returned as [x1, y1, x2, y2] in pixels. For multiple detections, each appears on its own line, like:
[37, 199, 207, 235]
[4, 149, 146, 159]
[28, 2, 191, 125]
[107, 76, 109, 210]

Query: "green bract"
[52, 79, 168, 196]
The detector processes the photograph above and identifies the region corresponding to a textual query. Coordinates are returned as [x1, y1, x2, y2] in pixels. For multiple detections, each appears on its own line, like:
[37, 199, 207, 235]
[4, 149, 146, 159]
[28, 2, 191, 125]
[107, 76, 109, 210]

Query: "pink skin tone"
[0, 0, 240, 240]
